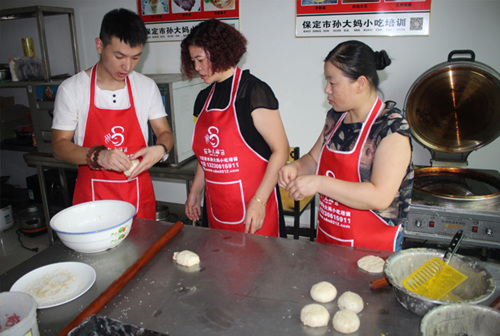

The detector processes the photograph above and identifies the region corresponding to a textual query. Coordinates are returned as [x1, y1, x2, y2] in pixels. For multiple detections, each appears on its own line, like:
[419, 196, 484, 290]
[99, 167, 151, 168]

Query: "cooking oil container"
[21, 37, 35, 57]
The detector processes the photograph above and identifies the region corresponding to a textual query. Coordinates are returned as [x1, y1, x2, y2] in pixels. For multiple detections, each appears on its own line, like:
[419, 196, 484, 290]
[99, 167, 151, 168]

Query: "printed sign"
[296, 0, 432, 37]
[138, 0, 240, 41]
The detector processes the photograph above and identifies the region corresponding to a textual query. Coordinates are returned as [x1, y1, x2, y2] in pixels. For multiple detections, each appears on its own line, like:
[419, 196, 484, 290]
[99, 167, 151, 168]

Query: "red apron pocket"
[91, 178, 139, 212]
[206, 179, 245, 224]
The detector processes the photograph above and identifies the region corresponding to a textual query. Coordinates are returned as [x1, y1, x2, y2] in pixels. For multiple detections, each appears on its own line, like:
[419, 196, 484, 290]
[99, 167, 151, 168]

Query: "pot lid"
[404, 50, 500, 164]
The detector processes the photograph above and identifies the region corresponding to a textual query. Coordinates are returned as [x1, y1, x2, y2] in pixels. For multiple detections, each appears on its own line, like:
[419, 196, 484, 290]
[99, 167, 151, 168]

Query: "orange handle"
[489, 295, 500, 310]
[58, 221, 184, 335]
[370, 276, 390, 290]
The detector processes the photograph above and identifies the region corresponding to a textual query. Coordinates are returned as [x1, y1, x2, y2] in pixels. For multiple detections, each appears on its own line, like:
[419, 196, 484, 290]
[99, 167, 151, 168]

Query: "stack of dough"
[300, 280, 365, 334]
[332, 310, 360, 334]
[310, 281, 337, 303]
[300, 281, 336, 328]
[300, 255, 383, 333]
[300, 303, 330, 328]
[172, 250, 200, 267]
[124, 159, 140, 177]
[333, 291, 364, 334]
[357, 255, 385, 274]
[337, 291, 364, 313]
[300, 281, 365, 334]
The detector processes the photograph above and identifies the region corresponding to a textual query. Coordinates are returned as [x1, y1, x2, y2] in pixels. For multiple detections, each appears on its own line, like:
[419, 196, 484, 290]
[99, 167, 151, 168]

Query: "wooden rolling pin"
[58, 220, 184, 336]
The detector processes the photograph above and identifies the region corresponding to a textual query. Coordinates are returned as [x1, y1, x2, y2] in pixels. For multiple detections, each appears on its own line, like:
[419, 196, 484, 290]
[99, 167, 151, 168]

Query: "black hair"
[99, 8, 148, 47]
[324, 40, 391, 91]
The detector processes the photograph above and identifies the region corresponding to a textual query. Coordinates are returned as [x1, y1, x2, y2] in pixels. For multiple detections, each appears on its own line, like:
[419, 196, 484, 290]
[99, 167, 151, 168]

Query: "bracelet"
[158, 143, 169, 162]
[158, 143, 168, 154]
[253, 195, 267, 207]
[86, 145, 106, 170]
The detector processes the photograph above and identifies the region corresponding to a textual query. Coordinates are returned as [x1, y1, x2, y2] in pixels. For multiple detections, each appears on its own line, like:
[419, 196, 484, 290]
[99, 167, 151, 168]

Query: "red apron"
[192, 67, 279, 236]
[73, 65, 156, 219]
[316, 98, 400, 251]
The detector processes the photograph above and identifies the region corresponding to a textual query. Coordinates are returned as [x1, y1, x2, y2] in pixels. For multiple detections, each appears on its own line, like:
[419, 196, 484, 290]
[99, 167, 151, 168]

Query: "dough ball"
[300, 303, 330, 328]
[124, 159, 140, 177]
[310, 281, 337, 303]
[337, 291, 364, 313]
[332, 310, 360, 334]
[173, 250, 200, 267]
[357, 255, 385, 274]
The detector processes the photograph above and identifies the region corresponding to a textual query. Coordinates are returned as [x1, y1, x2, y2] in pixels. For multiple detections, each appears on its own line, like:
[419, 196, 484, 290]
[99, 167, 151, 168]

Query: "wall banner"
[138, 0, 239, 42]
[296, 0, 432, 37]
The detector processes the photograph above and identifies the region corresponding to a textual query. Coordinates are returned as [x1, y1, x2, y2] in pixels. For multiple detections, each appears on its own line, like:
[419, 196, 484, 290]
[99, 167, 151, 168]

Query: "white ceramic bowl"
[50, 200, 136, 253]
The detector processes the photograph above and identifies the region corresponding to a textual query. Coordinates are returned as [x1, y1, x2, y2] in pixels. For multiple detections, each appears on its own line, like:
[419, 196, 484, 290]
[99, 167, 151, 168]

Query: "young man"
[52, 8, 173, 219]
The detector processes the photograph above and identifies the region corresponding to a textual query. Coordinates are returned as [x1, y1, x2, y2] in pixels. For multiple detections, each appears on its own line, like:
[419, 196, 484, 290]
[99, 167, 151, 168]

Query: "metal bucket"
[420, 303, 500, 336]
[384, 248, 496, 316]
[155, 202, 170, 221]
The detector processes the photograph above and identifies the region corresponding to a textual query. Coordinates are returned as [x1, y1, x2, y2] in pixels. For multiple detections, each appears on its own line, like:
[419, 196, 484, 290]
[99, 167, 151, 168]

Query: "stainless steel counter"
[2, 219, 499, 335]
[22, 152, 197, 244]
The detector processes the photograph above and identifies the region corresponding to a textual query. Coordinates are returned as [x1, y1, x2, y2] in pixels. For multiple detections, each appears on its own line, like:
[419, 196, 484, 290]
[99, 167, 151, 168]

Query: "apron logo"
[205, 126, 220, 148]
[326, 170, 336, 178]
[105, 126, 125, 147]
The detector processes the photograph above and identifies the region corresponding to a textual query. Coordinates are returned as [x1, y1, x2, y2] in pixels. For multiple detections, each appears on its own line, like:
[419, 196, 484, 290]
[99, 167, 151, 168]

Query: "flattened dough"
[357, 255, 385, 274]
[332, 310, 360, 334]
[310, 281, 337, 303]
[337, 291, 364, 313]
[124, 159, 140, 177]
[300, 303, 330, 328]
[173, 250, 200, 267]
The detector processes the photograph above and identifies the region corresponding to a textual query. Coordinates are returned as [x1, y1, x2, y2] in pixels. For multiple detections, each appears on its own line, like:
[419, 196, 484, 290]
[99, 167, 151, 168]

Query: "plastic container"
[8, 59, 18, 82]
[21, 38, 35, 57]
[0, 291, 39, 336]
[0, 200, 14, 232]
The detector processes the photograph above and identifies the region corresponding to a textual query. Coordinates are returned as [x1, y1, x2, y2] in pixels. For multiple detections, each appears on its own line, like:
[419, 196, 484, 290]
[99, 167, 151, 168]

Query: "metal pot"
[0, 68, 10, 81]
[413, 166, 500, 206]
[404, 50, 500, 164]
[17, 204, 46, 236]
[155, 202, 170, 221]
[420, 303, 500, 335]
[384, 248, 496, 316]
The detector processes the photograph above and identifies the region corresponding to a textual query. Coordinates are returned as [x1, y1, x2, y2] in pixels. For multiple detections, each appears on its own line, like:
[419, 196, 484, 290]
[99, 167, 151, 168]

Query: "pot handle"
[448, 49, 475, 62]
[490, 295, 500, 310]
[370, 276, 390, 290]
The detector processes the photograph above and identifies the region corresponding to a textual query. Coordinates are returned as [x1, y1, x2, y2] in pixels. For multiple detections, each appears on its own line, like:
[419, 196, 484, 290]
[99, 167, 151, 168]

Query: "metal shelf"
[0, 5, 80, 83]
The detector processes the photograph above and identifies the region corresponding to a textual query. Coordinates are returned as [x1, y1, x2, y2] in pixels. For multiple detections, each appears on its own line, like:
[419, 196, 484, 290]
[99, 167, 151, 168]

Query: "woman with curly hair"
[278, 40, 413, 251]
[181, 19, 289, 236]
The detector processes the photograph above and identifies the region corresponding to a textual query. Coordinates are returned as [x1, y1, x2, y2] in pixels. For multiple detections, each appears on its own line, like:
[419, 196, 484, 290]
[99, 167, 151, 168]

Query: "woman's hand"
[278, 163, 298, 189]
[185, 191, 202, 221]
[185, 162, 205, 222]
[245, 197, 266, 234]
[286, 175, 320, 201]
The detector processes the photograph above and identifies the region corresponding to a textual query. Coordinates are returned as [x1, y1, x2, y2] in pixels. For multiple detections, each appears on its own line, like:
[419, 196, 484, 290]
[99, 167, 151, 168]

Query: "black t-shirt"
[193, 69, 279, 160]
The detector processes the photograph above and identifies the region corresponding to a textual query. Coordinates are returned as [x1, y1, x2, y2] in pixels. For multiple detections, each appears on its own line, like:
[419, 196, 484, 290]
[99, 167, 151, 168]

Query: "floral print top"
[322, 100, 414, 226]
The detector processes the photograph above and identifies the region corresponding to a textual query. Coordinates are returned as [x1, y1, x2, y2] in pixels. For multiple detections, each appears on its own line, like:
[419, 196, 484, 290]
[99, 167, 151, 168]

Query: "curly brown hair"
[181, 19, 247, 80]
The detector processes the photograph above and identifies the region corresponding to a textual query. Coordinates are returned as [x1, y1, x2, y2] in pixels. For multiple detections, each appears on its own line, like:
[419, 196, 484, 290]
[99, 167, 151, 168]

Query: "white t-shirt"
[52, 69, 167, 146]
